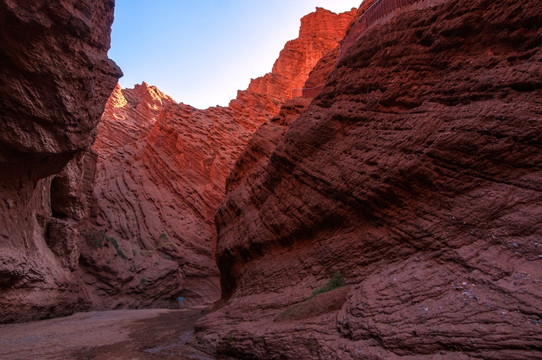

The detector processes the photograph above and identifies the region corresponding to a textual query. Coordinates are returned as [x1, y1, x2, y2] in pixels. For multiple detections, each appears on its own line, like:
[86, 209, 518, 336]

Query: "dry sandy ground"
[0, 308, 214, 360]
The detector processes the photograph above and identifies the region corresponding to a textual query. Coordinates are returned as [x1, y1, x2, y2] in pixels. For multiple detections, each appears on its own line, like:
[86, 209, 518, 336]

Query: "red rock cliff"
[0, 0, 121, 322]
[85, 7, 356, 309]
[230, 7, 357, 119]
[196, 0, 542, 358]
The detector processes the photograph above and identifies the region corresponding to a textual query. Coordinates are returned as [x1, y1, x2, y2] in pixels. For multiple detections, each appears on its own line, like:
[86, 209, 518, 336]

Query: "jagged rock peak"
[299, 7, 357, 38]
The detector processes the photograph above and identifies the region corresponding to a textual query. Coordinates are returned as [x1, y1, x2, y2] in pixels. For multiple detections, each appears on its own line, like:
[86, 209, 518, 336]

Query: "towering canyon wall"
[85, 8, 356, 309]
[0, 0, 121, 322]
[196, 0, 542, 358]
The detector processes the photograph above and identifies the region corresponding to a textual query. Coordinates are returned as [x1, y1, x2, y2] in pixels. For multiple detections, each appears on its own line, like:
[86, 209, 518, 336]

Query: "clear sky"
[109, 0, 361, 109]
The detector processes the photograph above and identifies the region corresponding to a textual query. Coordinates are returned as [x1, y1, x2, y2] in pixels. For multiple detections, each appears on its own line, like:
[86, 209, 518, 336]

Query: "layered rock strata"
[0, 0, 121, 322]
[230, 7, 357, 118]
[196, 0, 542, 358]
[86, 7, 356, 308]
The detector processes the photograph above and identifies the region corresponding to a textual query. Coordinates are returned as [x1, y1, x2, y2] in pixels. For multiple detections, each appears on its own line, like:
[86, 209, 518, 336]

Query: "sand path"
[0, 308, 213, 359]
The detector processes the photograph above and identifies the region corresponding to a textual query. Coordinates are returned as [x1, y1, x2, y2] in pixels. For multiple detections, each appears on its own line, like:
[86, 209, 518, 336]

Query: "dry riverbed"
[0, 308, 214, 359]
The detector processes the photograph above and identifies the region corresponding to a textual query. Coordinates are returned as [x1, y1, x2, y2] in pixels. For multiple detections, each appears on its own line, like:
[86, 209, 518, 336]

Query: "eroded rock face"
[197, 0, 542, 358]
[86, 8, 356, 309]
[0, 0, 121, 323]
[230, 7, 357, 119]
[0, 0, 121, 179]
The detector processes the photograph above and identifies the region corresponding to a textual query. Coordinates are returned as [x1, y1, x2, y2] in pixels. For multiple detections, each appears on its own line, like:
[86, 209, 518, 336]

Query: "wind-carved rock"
[0, 0, 121, 323]
[86, 7, 356, 309]
[195, 0, 542, 358]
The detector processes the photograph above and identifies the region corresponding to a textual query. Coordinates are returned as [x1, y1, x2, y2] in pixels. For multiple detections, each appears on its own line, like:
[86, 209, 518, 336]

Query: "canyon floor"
[0, 308, 214, 360]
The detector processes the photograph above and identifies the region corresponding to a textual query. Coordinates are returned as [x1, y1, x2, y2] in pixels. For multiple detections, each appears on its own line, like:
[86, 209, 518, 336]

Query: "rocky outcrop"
[0, 0, 121, 322]
[196, 0, 542, 358]
[230, 7, 356, 120]
[93, 82, 175, 156]
[86, 8, 356, 309]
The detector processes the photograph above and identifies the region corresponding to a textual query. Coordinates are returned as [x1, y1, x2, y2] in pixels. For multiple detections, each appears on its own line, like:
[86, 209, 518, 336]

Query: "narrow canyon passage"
[0, 308, 213, 360]
[1, 0, 540, 358]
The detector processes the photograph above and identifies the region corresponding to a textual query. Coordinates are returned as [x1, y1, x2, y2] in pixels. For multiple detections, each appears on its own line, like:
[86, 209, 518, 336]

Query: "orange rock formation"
[85, 7, 356, 309]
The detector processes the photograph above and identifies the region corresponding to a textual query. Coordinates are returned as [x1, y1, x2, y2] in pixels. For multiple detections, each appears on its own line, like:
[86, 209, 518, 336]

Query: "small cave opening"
[50, 176, 68, 219]
[0, 269, 21, 289]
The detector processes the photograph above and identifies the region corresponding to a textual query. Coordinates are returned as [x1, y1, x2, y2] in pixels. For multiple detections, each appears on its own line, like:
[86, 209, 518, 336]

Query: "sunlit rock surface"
[87, 7, 356, 309]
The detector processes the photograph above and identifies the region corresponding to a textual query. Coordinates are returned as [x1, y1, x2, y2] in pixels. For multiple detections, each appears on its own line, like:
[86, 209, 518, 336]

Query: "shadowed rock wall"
[0, 0, 121, 323]
[196, 0, 542, 358]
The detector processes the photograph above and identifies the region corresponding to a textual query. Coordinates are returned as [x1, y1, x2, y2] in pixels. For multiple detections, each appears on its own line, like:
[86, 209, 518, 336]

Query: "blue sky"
[109, 0, 361, 109]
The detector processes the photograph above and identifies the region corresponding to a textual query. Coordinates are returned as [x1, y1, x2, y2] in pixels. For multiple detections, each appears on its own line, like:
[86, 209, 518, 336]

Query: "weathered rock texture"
[0, 0, 121, 322]
[196, 0, 542, 358]
[230, 7, 357, 118]
[86, 8, 356, 309]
